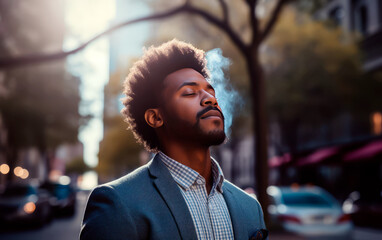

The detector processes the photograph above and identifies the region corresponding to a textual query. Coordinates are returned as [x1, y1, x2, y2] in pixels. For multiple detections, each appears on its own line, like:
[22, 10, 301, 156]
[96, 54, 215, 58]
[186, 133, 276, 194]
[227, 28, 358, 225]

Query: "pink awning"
[269, 153, 291, 168]
[343, 140, 382, 162]
[296, 146, 340, 166]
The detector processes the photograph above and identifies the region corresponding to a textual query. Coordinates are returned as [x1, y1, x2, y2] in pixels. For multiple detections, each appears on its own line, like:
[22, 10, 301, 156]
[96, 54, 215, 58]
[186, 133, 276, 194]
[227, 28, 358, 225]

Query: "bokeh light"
[14, 166, 23, 177]
[23, 202, 36, 214]
[0, 164, 10, 174]
[20, 169, 29, 179]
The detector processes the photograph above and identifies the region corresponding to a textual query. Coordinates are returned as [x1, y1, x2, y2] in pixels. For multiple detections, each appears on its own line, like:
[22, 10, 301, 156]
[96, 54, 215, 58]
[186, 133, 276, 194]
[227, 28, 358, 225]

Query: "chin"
[202, 129, 226, 146]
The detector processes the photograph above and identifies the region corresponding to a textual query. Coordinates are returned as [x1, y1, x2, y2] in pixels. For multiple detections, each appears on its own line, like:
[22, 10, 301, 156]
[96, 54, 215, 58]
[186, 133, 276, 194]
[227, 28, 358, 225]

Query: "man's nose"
[201, 91, 218, 106]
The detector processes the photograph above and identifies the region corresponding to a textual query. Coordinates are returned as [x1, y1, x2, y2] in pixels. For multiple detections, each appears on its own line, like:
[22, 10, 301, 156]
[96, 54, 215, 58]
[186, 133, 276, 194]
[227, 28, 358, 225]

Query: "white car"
[267, 185, 353, 237]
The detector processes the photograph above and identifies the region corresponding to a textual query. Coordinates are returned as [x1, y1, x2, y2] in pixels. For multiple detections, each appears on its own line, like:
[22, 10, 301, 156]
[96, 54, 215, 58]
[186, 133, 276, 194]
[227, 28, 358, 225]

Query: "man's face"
[159, 68, 225, 146]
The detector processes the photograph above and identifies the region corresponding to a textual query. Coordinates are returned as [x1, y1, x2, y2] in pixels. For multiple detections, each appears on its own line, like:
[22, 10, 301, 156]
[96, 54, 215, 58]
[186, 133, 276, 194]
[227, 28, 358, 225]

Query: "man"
[80, 40, 267, 240]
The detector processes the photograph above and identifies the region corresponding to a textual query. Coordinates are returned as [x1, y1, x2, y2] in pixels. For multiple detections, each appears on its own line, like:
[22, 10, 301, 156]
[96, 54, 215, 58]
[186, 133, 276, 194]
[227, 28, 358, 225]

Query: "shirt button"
[196, 179, 203, 184]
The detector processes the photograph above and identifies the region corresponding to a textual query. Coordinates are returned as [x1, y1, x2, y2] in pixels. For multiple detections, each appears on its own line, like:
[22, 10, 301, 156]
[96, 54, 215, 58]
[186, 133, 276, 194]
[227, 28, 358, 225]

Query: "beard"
[192, 119, 226, 146]
[199, 129, 226, 146]
[162, 106, 226, 147]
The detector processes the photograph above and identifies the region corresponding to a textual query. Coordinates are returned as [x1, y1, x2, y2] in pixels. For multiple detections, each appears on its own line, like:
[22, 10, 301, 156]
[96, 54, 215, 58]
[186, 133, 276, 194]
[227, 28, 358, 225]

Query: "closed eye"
[182, 93, 196, 96]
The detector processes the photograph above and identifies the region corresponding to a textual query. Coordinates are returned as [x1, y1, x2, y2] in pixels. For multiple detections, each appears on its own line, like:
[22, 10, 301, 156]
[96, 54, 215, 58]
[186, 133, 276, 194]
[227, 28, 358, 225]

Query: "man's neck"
[160, 143, 213, 193]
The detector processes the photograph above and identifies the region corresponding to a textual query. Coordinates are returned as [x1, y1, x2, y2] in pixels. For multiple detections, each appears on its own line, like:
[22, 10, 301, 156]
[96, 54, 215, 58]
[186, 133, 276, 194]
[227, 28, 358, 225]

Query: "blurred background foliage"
[264, 8, 382, 152]
[65, 156, 90, 175]
[98, 63, 143, 178]
[0, 0, 89, 174]
[98, 115, 142, 177]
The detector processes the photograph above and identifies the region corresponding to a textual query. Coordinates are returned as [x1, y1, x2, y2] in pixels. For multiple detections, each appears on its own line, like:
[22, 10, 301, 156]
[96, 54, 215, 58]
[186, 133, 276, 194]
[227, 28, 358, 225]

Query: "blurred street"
[0, 190, 380, 240]
[0, 191, 88, 240]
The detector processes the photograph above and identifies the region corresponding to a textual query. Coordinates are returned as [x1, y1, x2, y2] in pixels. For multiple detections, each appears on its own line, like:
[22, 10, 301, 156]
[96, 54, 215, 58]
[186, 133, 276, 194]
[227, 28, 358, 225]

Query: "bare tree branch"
[0, 4, 187, 69]
[187, 5, 247, 56]
[218, 0, 229, 24]
[259, 0, 289, 43]
[0, 2, 250, 69]
[246, 0, 260, 47]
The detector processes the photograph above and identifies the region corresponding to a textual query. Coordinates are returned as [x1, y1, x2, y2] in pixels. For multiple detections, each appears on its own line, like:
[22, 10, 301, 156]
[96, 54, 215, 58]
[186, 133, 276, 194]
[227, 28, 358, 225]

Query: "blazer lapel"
[148, 155, 197, 240]
[223, 184, 247, 240]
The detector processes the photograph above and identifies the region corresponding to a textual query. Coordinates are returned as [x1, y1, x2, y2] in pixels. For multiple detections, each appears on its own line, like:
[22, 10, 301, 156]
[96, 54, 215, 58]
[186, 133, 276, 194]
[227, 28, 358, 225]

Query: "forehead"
[163, 68, 211, 91]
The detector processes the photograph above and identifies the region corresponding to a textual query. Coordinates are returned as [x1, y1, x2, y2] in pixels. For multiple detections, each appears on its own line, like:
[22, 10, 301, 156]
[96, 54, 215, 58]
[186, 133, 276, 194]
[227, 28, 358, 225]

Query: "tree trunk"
[246, 50, 270, 224]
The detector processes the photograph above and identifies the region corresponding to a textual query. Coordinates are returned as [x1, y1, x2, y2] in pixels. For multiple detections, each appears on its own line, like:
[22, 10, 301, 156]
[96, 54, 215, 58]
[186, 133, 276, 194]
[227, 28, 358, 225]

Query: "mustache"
[196, 106, 224, 120]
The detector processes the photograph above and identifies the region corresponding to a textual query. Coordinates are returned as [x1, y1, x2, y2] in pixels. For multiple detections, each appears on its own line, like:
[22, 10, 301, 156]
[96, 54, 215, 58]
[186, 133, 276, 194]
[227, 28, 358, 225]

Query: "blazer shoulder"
[81, 182, 138, 239]
[223, 180, 261, 205]
[98, 160, 172, 208]
[109, 162, 150, 185]
[103, 162, 151, 192]
[81, 163, 154, 239]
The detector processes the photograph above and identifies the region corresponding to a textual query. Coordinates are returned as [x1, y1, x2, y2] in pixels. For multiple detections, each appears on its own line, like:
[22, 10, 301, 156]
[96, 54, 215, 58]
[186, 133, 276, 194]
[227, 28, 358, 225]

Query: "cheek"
[175, 106, 198, 123]
[176, 97, 198, 111]
[162, 100, 198, 124]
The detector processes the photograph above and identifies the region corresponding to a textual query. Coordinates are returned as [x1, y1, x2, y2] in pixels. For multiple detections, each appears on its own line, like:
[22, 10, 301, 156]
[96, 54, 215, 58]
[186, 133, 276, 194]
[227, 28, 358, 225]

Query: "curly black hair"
[121, 39, 210, 152]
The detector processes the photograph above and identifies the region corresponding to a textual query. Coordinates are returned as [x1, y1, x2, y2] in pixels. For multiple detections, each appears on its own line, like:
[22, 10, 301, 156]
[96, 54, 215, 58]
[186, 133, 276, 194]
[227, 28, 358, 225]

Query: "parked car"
[267, 185, 353, 237]
[0, 183, 53, 228]
[343, 191, 382, 228]
[41, 176, 76, 217]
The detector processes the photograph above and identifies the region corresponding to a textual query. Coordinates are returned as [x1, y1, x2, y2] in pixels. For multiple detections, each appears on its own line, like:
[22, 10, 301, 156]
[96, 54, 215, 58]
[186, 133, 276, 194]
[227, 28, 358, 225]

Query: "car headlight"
[342, 199, 358, 213]
[23, 202, 36, 214]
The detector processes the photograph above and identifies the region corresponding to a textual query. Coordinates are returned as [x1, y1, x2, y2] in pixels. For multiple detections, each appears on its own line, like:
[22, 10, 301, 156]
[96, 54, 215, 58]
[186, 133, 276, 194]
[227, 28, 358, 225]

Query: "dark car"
[41, 176, 76, 217]
[342, 191, 382, 228]
[0, 183, 53, 228]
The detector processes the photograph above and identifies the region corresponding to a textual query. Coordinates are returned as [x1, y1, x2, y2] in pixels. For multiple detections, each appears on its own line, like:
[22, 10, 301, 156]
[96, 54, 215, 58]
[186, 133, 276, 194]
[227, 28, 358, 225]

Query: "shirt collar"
[211, 157, 225, 193]
[158, 152, 225, 193]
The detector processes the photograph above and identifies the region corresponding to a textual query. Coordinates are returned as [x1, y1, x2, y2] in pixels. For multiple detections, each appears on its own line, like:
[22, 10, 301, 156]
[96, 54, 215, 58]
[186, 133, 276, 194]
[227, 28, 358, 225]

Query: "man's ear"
[144, 109, 163, 128]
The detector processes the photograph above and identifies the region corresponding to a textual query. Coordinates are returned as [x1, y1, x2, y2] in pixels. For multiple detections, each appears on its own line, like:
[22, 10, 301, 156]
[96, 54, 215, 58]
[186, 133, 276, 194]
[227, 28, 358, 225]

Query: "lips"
[200, 110, 223, 120]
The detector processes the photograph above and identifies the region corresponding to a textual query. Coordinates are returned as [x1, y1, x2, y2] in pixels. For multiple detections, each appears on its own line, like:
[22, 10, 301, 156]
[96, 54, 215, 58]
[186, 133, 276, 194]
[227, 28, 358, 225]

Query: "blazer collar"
[148, 154, 197, 240]
[222, 183, 247, 240]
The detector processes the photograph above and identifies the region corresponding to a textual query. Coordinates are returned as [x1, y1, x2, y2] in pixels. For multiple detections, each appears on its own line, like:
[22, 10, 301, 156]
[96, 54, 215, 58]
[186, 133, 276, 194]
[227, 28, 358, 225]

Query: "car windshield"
[0, 186, 36, 197]
[282, 192, 333, 207]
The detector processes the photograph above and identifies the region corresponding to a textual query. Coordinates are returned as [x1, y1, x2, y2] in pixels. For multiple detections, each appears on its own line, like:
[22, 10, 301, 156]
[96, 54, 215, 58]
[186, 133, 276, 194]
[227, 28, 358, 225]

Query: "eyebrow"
[177, 81, 215, 92]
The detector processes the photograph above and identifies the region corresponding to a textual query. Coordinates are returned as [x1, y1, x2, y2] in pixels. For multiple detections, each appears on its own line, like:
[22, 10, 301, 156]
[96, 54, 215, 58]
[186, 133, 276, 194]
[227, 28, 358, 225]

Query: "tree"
[263, 9, 382, 152]
[0, 0, 85, 181]
[66, 156, 91, 175]
[0, 0, 292, 222]
[98, 64, 144, 182]
[98, 116, 143, 181]
[0, 63, 83, 171]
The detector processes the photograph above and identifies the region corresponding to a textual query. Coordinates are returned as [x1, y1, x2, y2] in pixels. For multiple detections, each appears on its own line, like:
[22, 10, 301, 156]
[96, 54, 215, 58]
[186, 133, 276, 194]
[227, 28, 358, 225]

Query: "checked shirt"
[159, 152, 234, 240]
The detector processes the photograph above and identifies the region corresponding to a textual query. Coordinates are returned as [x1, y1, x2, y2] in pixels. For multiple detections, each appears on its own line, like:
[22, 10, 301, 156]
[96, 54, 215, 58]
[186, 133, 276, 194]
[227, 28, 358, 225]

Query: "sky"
[64, 0, 116, 169]
[64, 0, 150, 187]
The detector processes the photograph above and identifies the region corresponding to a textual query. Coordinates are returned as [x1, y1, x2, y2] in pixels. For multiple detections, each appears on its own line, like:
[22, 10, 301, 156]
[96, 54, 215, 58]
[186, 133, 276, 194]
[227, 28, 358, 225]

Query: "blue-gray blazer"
[80, 155, 267, 240]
